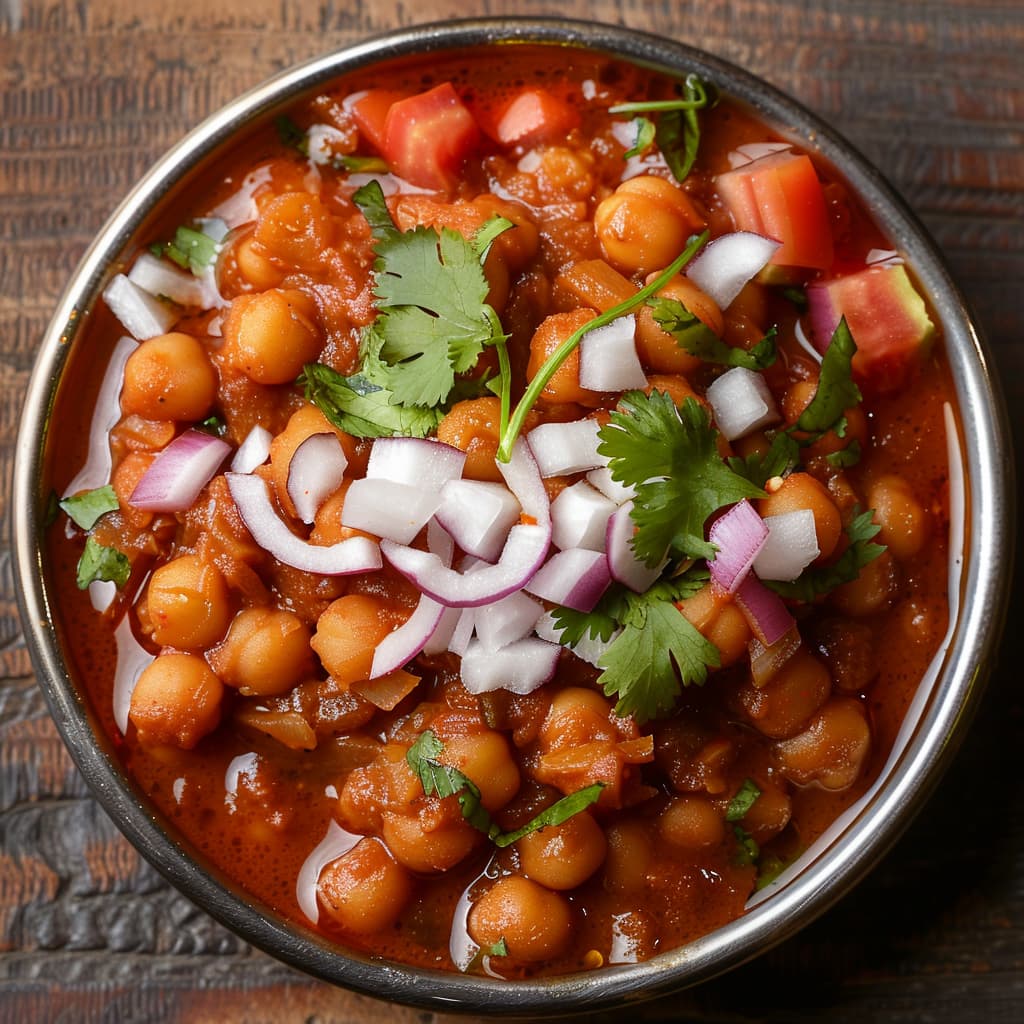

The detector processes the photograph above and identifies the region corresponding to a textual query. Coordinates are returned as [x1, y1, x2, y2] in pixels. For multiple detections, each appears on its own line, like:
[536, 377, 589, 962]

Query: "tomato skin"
[348, 89, 408, 153]
[494, 88, 580, 147]
[717, 152, 834, 269]
[383, 83, 481, 191]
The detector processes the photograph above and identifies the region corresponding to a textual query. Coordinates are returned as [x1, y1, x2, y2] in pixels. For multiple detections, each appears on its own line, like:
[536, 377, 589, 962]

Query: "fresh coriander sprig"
[76, 536, 130, 591]
[406, 730, 603, 845]
[649, 296, 778, 370]
[60, 485, 119, 531]
[496, 230, 709, 462]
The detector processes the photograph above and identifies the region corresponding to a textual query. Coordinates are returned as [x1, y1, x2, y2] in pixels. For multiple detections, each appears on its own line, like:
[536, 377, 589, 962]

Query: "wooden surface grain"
[2, 1, 1023, 1021]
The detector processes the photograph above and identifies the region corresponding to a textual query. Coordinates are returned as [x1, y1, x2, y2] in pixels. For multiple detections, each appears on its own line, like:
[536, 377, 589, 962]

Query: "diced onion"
[524, 547, 611, 612]
[527, 419, 605, 478]
[551, 481, 617, 552]
[534, 611, 620, 668]
[447, 607, 478, 657]
[369, 594, 447, 679]
[753, 509, 820, 582]
[734, 572, 795, 647]
[129, 429, 230, 512]
[749, 628, 802, 688]
[605, 502, 664, 593]
[708, 499, 769, 593]
[578, 315, 647, 392]
[586, 466, 636, 505]
[102, 274, 178, 340]
[341, 478, 442, 545]
[474, 591, 544, 651]
[230, 426, 273, 474]
[706, 366, 780, 441]
[287, 432, 349, 525]
[726, 141, 791, 169]
[460, 637, 561, 695]
[366, 436, 466, 490]
[435, 479, 522, 563]
[127, 252, 220, 309]
[686, 231, 782, 310]
[226, 472, 382, 576]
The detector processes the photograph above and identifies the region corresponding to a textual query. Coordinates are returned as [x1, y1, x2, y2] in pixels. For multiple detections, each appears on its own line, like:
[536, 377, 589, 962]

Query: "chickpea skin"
[318, 837, 413, 935]
[146, 554, 232, 649]
[120, 332, 217, 422]
[468, 875, 573, 963]
[128, 652, 224, 749]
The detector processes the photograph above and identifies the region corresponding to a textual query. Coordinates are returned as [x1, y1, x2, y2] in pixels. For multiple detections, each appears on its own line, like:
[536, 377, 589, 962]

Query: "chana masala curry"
[47, 47, 956, 976]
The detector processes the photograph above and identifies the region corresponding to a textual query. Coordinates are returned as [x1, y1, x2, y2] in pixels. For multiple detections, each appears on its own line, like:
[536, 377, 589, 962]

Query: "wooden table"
[2, 1, 1022, 1020]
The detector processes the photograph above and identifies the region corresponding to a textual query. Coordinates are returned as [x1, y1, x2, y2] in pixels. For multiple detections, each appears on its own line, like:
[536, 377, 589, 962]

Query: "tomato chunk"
[494, 88, 580, 147]
[383, 83, 481, 191]
[716, 151, 834, 269]
[348, 89, 408, 153]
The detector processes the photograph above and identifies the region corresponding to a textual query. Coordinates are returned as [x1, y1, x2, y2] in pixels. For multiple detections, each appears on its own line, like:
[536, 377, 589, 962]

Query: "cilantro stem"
[608, 99, 707, 113]
[496, 229, 709, 462]
[495, 334, 511, 441]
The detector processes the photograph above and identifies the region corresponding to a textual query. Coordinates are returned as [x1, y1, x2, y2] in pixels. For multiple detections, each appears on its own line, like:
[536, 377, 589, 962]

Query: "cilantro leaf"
[275, 114, 309, 155]
[764, 507, 886, 601]
[76, 537, 130, 590]
[152, 225, 219, 276]
[623, 116, 656, 159]
[598, 391, 765, 564]
[333, 154, 389, 173]
[352, 181, 505, 409]
[60, 485, 119, 531]
[796, 317, 862, 434]
[826, 438, 862, 469]
[728, 431, 802, 489]
[649, 297, 777, 370]
[483, 938, 509, 958]
[756, 853, 790, 890]
[299, 360, 443, 439]
[197, 415, 227, 437]
[733, 824, 760, 866]
[782, 286, 808, 311]
[406, 730, 603, 844]
[598, 601, 719, 723]
[726, 778, 762, 822]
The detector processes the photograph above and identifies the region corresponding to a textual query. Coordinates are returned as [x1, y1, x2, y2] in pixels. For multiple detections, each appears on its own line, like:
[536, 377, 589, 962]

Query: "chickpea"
[439, 731, 521, 812]
[737, 647, 831, 739]
[317, 837, 412, 935]
[774, 697, 871, 791]
[225, 288, 322, 385]
[526, 309, 602, 406]
[381, 809, 478, 874]
[757, 472, 842, 561]
[540, 687, 616, 749]
[868, 474, 929, 561]
[634, 275, 723, 375]
[517, 811, 607, 890]
[740, 779, 792, 844]
[781, 379, 868, 462]
[146, 554, 232, 649]
[213, 607, 313, 696]
[437, 397, 504, 482]
[832, 550, 898, 617]
[813, 618, 877, 694]
[707, 602, 752, 668]
[659, 795, 726, 849]
[603, 819, 652, 892]
[128, 652, 223, 749]
[311, 594, 393, 687]
[467, 875, 573, 963]
[252, 192, 336, 271]
[120, 332, 217, 422]
[234, 234, 284, 290]
[644, 373, 701, 408]
[594, 176, 704, 276]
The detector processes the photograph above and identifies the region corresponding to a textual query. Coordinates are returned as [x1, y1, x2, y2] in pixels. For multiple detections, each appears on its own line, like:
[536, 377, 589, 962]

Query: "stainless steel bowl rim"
[12, 16, 1014, 1016]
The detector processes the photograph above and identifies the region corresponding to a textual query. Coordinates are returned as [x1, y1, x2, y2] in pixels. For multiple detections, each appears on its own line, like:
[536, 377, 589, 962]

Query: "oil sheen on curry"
[47, 47, 954, 977]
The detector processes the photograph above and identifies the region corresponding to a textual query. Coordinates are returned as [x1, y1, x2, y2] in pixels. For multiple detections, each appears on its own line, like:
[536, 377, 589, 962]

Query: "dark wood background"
[2, 1, 1022, 1021]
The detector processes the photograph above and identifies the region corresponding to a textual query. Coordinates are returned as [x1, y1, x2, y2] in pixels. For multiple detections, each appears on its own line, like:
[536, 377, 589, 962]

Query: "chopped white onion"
[474, 591, 544, 651]
[726, 141, 792, 169]
[366, 436, 466, 490]
[586, 466, 636, 505]
[524, 547, 611, 612]
[230, 426, 273, 474]
[686, 232, 781, 310]
[578, 315, 647, 392]
[102, 274, 177, 340]
[423, 605, 462, 656]
[706, 366, 780, 441]
[341, 478, 442, 545]
[460, 637, 561, 695]
[435, 479, 522, 563]
[226, 472, 382, 576]
[753, 509, 820, 581]
[287, 432, 349, 524]
[369, 593, 446, 679]
[129, 429, 230, 512]
[526, 419, 605, 478]
[306, 124, 348, 166]
[448, 607, 477, 657]
[128, 252, 210, 308]
[606, 501, 665, 593]
[551, 481, 617, 551]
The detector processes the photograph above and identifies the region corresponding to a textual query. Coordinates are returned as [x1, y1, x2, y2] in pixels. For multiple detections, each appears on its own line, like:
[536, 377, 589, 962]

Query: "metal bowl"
[12, 16, 1014, 1016]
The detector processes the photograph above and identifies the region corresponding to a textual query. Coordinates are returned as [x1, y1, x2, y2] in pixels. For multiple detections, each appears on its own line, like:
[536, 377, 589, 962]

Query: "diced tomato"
[494, 88, 580, 147]
[347, 89, 408, 154]
[716, 152, 834, 269]
[382, 83, 481, 191]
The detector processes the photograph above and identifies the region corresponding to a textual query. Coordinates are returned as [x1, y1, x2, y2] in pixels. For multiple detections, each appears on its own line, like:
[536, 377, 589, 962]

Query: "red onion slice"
[287, 432, 349, 524]
[706, 366, 780, 441]
[226, 472, 381, 575]
[499, 438, 551, 527]
[734, 572, 795, 647]
[524, 547, 611, 612]
[526, 420, 605, 479]
[369, 594, 447, 679]
[606, 502, 665, 593]
[422, 605, 462, 656]
[102, 273, 178, 340]
[551, 481, 616, 552]
[752, 509, 820, 582]
[475, 591, 544, 651]
[129, 429, 230, 512]
[686, 231, 782, 311]
[434, 479, 522, 563]
[749, 627, 802, 687]
[447, 607, 478, 656]
[708, 499, 769, 594]
[426, 518, 456, 568]
[231, 425, 273, 474]
[366, 436, 466, 490]
[460, 637, 561, 695]
[341, 478, 442, 545]
[578, 314, 647, 392]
